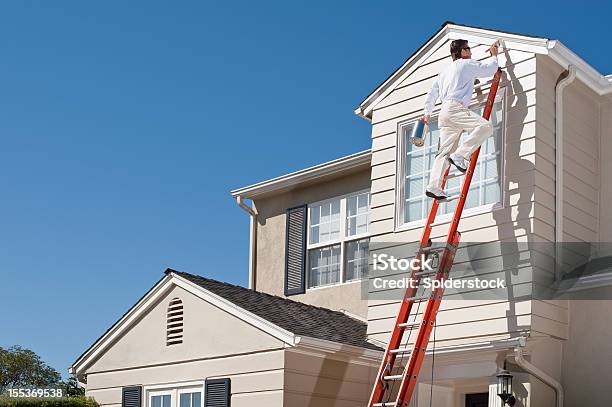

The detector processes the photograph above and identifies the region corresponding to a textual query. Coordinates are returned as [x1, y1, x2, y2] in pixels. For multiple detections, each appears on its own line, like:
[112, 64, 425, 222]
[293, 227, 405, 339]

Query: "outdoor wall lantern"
[496, 368, 516, 406]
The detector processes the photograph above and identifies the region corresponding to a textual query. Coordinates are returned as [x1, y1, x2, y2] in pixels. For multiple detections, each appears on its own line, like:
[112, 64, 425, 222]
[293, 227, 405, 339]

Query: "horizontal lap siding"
[366, 42, 572, 345]
[536, 56, 600, 245]
[86, 350, 285, 407]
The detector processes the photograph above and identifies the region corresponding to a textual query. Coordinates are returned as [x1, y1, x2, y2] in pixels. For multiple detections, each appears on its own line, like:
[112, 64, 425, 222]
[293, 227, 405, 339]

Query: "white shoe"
[448, 153, 468, 173]
[425, 186, 448, 200]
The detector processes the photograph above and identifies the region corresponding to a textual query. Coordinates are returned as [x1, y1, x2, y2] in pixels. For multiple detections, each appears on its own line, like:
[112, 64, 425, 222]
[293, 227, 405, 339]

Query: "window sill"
[306, 278, 364, 292]
[394, 201, 504, 234]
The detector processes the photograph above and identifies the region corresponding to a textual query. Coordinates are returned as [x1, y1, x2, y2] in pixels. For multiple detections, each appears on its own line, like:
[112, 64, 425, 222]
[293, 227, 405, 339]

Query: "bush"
[0, 397, 98, 407]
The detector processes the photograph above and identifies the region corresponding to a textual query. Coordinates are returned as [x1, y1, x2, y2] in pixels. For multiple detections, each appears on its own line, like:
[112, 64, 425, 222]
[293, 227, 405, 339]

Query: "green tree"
[0, 346, 61, 393]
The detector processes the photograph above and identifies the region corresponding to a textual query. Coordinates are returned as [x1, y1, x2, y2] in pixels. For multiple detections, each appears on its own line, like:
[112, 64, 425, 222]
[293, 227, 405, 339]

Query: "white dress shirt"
[424, 56, 499, 115]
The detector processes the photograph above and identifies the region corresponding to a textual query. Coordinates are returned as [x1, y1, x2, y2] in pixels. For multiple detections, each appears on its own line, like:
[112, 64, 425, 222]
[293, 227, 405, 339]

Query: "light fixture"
[496, 367, 516, 406]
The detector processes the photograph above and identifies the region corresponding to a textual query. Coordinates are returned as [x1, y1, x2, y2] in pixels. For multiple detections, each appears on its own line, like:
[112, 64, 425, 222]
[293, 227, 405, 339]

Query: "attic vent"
[166, 297, 184, 346]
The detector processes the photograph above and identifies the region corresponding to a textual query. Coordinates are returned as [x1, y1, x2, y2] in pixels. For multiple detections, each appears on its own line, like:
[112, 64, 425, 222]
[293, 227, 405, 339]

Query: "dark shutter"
[284, 205, 307, 296]
[205, 378, 231, 407]
[122, 386, 142, 407]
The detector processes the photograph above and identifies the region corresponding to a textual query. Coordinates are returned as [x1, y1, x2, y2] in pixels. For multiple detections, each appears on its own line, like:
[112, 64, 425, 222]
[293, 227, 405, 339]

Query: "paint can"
[409, 119, 429, 147]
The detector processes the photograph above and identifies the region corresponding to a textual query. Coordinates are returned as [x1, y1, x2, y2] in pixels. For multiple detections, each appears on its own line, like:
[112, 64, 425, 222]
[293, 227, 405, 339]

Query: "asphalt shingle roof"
[168, 269, 381, 351]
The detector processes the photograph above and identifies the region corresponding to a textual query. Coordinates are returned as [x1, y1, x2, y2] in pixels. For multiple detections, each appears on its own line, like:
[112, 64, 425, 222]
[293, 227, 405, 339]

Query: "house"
[70, 22, 612, 407]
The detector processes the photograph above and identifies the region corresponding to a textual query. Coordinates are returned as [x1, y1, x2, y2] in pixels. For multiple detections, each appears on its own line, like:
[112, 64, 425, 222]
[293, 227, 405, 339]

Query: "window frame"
[306, 189, 371, 290]
[395, 87, 507, 231]
[145, 383, 204, 407]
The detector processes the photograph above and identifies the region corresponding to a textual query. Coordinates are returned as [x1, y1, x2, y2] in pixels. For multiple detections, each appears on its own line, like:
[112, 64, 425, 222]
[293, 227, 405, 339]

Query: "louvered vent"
[205, 378, 230, 407]
[166, 297, 184, 346]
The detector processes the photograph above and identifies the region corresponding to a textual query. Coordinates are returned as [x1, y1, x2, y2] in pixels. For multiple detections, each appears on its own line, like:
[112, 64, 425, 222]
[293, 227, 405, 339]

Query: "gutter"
[514, 339, 564, 407]
[554, 65, 577, 281]
[236, 195, 258, 290]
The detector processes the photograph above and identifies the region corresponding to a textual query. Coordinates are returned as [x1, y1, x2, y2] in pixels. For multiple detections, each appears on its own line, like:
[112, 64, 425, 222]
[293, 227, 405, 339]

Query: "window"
[397, 92, 505, 226]
[179, 391, 201, 407]
[307, 191, 370, 288]
[151, 394, 172, 407]
[166, 298, 184, 346]
[147, 386, 203, 407]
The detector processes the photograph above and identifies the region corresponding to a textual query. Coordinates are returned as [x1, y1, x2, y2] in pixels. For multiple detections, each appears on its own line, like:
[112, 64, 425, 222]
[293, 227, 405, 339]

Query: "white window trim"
[395, 88, 507, 232]
[145, 383, 204, 407]
[306, 189, 371, 289]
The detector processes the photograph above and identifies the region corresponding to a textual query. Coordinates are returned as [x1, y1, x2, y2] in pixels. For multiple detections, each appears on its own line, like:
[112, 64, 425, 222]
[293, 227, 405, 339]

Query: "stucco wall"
[253, 167, 371, 317]
[561, 300, 612, 406]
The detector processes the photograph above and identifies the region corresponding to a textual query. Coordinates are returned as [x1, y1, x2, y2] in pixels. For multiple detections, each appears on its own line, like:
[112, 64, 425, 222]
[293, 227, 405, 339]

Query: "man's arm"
[465, 42, 500, 78]
[422, 79, 439, 123]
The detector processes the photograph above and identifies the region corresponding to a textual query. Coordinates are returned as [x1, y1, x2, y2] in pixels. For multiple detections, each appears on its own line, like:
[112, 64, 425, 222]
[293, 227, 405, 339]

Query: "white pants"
[427, 100, 494, 189]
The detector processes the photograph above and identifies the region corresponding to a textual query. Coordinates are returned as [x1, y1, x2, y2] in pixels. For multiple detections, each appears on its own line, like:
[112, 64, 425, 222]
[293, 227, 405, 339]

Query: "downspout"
[236, 195, 258, 290]
[514, 340, 564, 407]
[554, 65, 577, 281]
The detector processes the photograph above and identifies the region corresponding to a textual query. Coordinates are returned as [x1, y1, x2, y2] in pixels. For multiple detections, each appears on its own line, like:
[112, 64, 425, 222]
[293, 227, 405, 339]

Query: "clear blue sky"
[0, 0, 609, 379]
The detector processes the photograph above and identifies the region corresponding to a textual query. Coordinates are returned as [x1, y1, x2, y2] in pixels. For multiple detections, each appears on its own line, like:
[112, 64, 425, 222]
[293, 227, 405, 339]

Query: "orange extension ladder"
[368, 67, 503, 407]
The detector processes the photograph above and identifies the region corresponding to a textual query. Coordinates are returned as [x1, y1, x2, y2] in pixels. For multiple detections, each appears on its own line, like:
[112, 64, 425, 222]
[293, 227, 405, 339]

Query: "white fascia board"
[71, 275, 176, 374]
[71, 273, 299, 376]
[171, 273, 297, 345]
[230, 150, 371, 200]
[294, 335, 383, 363]
[548, 40, 612, 95]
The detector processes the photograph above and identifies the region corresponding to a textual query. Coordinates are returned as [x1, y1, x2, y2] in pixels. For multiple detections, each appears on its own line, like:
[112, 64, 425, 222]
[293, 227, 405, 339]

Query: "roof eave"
[230, 149, 372, 200]
[547, 40, 612, 95]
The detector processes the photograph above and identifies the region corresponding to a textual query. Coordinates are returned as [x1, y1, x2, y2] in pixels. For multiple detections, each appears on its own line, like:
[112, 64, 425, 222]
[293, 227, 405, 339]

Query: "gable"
[85, 283, 286, 373]
[356, 22, 611, 120]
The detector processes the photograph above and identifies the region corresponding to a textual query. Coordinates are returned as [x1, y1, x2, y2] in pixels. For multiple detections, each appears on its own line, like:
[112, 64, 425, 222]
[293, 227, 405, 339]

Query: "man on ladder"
[423, 39, 500, 200]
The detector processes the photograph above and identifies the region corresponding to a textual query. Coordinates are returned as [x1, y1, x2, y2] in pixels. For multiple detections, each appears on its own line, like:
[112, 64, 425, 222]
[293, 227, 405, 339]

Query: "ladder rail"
[367, 68, 503, 407]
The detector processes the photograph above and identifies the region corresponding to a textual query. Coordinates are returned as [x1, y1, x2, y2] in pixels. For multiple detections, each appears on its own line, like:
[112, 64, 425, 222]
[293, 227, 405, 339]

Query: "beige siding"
[535, 56, 600, 247]
[366, 37, 570, 348]
[253, 168, 371, 318]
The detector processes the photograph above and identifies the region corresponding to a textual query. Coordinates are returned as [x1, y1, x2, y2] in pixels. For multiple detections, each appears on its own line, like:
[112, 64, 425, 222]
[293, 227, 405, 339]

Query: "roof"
[356, 21, 612, 120]
[169, 269, 381, 351]
[231, 149, 371, 200]
[71, 269, 381, 377]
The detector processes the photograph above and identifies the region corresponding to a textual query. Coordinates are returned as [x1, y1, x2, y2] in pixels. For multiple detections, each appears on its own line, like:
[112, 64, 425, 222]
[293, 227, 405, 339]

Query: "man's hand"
[489, 41, 499, 56]
[421, 115, 430, 124]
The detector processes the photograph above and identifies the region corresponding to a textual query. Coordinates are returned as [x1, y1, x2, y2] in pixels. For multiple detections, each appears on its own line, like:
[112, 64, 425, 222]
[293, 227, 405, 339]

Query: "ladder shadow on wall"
[490, 48, 534, 336]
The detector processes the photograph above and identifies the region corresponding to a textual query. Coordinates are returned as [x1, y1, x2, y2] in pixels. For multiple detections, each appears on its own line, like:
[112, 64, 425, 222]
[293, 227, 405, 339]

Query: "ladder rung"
[442, 194, 461, 202]
[406, 294, 430, 302]
[445, 172, 464, 179]
[398, 321, 421, 329]
[420, 245, 445, 253]
[383, 374, 403, 381]
[390, 347, 412, 354]
[415, 270, 436, 277]
[373, 403, 397, 407]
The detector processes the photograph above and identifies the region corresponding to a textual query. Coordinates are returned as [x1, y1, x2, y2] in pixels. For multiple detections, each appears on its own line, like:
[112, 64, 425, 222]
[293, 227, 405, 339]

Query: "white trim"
[145, 382, 205, 407]
[548, 41, 612, 95]
[295, 335, 383, 363]
[230, 150, 371, 199]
